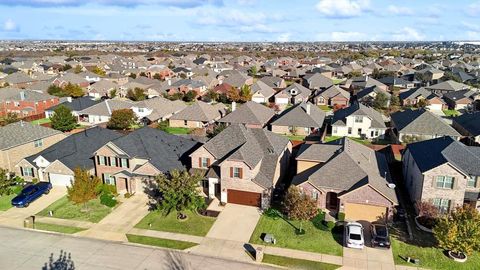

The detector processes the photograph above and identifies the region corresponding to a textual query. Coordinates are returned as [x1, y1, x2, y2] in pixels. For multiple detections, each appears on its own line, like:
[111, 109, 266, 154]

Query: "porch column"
[207, 177, 217, 199]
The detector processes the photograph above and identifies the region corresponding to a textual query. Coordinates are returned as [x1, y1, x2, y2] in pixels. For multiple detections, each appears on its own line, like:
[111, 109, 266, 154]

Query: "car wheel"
[44, 189, 50, 194]
[24, 202, 29, 208]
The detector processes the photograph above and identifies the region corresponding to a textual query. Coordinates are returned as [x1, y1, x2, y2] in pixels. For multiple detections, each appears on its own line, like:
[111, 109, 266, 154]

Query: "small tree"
[129, 73, 137, 79]
[62, 64, 72, 71]
[126, 87, 146, 101]
[183, 90, 197, 102]
[73, 65, 83, 74]
[390, 94, 400, 107]
[67, 168, 101, 210]
[239, 84, 253, 103]
[153, 73, 162, 80]
[434, 205, 480, 257]
[109, 89, 117, 98]
[227, 86, 240, 102]
[0, 112, 19, 126]
[0, 168, 17, 196]
[373, 92, 389, 109]
[284, 186, 318, 233]
[206, 123, 227, 138]
[416, 99, 429, 108]
[139, 72, 147, 77]
[48, 85, 66, 97]
[249, 66, 258, 77]
[205, 89, 219, 102]
[107, 109, 137, 130]
[91, 66, 106, 76]
[155, 170, 205, 216]
[64, 83, 84, 98]
[51, 105, 77, 132]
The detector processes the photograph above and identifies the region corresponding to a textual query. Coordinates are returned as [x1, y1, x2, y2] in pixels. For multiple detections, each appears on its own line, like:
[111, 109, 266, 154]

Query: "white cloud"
[462, 21, 480, 32]
[466, 31, 480, 40]
[3, 19, 19, 32]
[0, 0, 224, 8]
[315, 0, 370, 18]
[316, 31, 366, 41]
[387, 5, 413, 16]
[466, 1, 480, 16]
[391, 27, 425, 41]
[278, 33, 291, 42]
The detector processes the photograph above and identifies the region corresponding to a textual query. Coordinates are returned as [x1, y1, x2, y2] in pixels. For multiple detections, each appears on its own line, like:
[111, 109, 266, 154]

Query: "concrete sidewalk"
[35, 216, 94, 229]
[129, 228, 204, 244]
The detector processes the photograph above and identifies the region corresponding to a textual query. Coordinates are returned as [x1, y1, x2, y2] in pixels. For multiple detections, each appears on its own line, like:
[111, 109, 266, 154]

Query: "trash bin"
[24, 216, 35, 229]
[255, 247, 264, 262]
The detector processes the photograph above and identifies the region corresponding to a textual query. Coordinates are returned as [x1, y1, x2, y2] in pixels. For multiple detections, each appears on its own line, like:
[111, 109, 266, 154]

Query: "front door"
[326, 192, 338, 210]
[214, 183, 221, 198]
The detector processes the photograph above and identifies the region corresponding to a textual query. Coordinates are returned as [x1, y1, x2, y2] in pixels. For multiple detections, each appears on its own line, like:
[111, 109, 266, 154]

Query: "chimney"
[20, 91, 26, 101]
[232, 101, 237, 112]
[306, 103, 311, 115]
[167, 79, 171, 86]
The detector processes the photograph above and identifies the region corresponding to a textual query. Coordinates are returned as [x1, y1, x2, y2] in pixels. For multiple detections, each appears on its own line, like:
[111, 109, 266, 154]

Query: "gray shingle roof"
[0, 121, 62, 150]
[251, 80, 275, 98]
[453, 111, 480, 136]
[0, 88, 56, 102]
[48, 97, 100, 112]
[391, 109, 460, 137]
[218, 101, 275, 126]
[332, 102, 386, 129]
[271, 102, 325, 128]
[426, 80, 470, 92]
[170, 101, 226, 122]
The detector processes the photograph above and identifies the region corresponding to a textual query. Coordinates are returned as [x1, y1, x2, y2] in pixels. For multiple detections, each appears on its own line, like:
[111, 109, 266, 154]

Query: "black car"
[370, 222, 390, 248]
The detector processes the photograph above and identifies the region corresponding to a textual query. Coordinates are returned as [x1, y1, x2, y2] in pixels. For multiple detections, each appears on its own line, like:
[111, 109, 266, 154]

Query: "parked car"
[345, 222, 364, 249]
[11, 182, 52, 208]
[371, 222, 391, 248]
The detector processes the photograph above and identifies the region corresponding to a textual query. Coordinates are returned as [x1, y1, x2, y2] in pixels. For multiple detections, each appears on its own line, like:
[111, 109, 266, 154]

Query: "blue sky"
[0, 0, 479, 41]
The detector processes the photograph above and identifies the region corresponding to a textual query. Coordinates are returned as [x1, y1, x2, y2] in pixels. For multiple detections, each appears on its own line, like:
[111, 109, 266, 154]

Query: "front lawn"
[392, 238, 480, 270]
[30, 118, 51, 125]
[318, 105, 332, 112]
[263, 254, 340, 270]
[135, 210, 215, 237]
[443, 109, 460, 117]
[37, 196, 114, 223]
[164, 127, 192, 135]
[323, 136, 342, 143]
[286, 135, 306, 141]
[126, 234, 197, 250]
[0, 186, 22, 211]
[34, 222, 86, 234]
[250, 214, 343, 256]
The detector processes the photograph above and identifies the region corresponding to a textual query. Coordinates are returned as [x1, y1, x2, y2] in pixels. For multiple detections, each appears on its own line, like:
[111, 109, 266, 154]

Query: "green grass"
[332, 78, 345, 85]
[164, 127, 192, 134]
[323, 136, 391, 145]
[126, 234, 197, 250]
[262, 254, 340, 270]
[392, 238, 480, 270]
[135, 210, 215, 237]
[286, 135, 307, 141]
[443, 109, 460, 117]
[37, 196, 114, 223]
[34, 222, 86, 234]
[250, 214, 343, 256]
[318, 105, 332, 112]
[30, 118, 51, 125]
[0, 186, 22, 211]
[323, 136, 342, 143]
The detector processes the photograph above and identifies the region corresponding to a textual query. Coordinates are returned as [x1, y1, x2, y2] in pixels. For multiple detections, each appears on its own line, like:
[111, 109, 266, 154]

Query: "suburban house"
[259, 76, 286, 89]
[94, 127, 199, 194]
[425, 80, 471, 96]
[270, 102, 326, 136]
[45, 96, 100, 119]
[16, 127, 122, 186]
[250, 81, 275, 103]
[378, 76, 415, 90]
[189, 124, 292, 208]
[312, 85, 350, 107]
[302, 73, 333, 90]
[391, 109, 461, 143]
[0, 122, 66, 172]
[169, 101, 226, 128]
[356, 85, 392, 107]
[275, 83, 311, 106]
[399, 87, 447, 111]
[88, 80, 118, 98]
[442, 89, 479, 111]
[52, 73, 90, 88]
[402, 136, 480, 213]
[77, 99, 133, 125]
[452, 112, 480, 145]
[0, 89, 59, 118]
[292, 138, 398, 222]
[331, 102, 387, 139]
[218, 101, 275, 128]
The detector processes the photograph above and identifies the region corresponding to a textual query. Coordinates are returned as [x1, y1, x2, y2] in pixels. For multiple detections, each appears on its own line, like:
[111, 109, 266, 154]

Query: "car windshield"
[350, 233, 361, 240]
[374, 225, 388, 237]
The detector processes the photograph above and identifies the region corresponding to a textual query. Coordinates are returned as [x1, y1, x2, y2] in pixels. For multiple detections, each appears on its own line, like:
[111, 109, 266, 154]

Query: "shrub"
[326, 221, 336, 230]
[264, 208, 282, 219]
[124, 192, 133, 199]
[337, 212, 345, 221]
[96, 184, 117, 196]
[100, 193, 117, 207]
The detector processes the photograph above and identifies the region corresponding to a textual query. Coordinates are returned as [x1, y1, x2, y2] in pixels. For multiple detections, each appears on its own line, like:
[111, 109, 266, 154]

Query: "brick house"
[93, 127, 199, 194]
[169, 101, 226, 128]
[0, 122, 66, 172]
[292, 138, 398, 222]
[0, 89, 59, 118]
[270, 102, 325, 136]
[402, 136, 480, 213]
[312, 85, 350, 107]
[218, 101, 275, 128]
[189, 124, 292, 208]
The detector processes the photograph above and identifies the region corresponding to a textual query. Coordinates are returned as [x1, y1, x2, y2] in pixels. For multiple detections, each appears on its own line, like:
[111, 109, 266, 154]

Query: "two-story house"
[0, 89, 59, 118]
[331, 102, 387, 139]
[402, 136, 480, 213]
[93, 127, 199, 194]
[292, 138, 398, 222]
[189, 124, 292, 208]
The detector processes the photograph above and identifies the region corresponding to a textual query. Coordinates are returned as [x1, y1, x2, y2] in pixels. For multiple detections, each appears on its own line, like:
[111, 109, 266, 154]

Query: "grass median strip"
[34, 222, 86, 234]
[262, 254, 340, 270]
[126, 234, 197, 250]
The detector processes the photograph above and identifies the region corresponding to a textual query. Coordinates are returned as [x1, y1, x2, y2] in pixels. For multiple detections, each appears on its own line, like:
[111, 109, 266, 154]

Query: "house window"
[184, 120, 188, 126]
[111, 157, 117, 167]
[201, 157, 209, 168]
[354, 116, 363, 123]
[22, 167, 34, 177]
[348, 127, 352, 135]
[120, 158, 129, 168]
[34, 139, 43, 148]
[312, 190, 319, 201]
[436, 176, 454, 189]
[103, 173, 115, 185]
[233, 167, 241, 178]
[138, 108, 144, 113]
[98, 156, 107, 166]
[332, 126, 338, 134]
[201, 180, 209, 188]
[467, 176, 478, 188]
[433, 198, 451, 213]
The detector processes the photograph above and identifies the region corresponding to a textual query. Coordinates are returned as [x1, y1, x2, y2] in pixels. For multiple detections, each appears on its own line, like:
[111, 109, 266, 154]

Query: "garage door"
[428, 103, 443, 111]
[227, 189, 261, 207]
[344, 203, 387, 222]
[49, 173, 73, 187]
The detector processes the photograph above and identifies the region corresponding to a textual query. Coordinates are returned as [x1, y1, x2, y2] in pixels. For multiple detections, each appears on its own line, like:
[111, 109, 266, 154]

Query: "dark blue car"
[11, 182, 52, 208]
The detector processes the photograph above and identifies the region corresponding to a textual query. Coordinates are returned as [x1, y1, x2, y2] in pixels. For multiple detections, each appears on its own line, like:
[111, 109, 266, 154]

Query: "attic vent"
[267, 148, 275, 154]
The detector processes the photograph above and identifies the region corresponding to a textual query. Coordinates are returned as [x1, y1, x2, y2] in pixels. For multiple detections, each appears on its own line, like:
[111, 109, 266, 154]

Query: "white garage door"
[275, 97, 289, 105]
[428, 104, 443, 111]
[252, 97, 266, 103]
[49, 173, 73, 187]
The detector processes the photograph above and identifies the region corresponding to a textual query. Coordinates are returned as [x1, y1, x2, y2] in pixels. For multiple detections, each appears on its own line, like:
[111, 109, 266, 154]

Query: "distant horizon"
[0, 0, 479, 42]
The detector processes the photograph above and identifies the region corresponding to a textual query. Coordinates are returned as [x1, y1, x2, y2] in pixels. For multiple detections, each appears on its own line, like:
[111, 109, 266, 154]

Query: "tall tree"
[205, 89, 219, 102]
[48, 85, 67, 97]
[126, 87, 146, 101]
[67, 168, 101, 210]
[284, 186, 318, 233]
[249, 66, 258, 77]
[51, 105, 77, 132]
[0, 168, 16, 196]
[155, 170, 205, 216]
[107, 109, 137, 130]
[227, 86, 240, 102]
[183, 90, 197, 102]
[73, 65, 83, 74]
[239, 84, 253, 103]
[92, 66, 106, 76]
[373, 92, 389, 109]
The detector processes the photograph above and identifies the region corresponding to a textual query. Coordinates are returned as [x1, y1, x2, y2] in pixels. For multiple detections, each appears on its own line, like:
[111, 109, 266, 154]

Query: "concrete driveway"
[206, 204, 261, 242]
[78, 193, 149, 242]
[0, 186, 66, 228]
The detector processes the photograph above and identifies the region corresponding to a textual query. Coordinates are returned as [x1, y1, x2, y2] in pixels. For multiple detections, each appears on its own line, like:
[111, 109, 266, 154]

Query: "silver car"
[345, 222, 364, 249]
